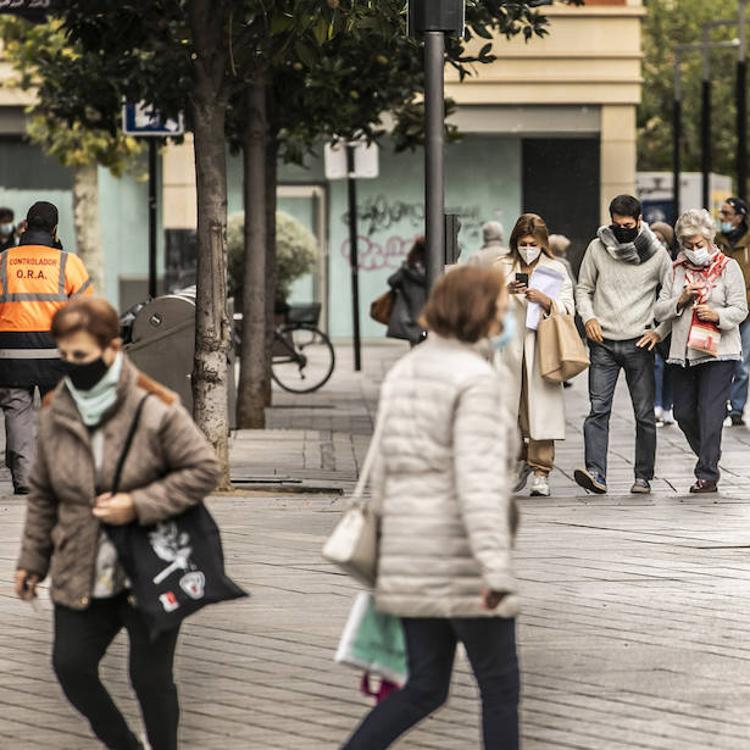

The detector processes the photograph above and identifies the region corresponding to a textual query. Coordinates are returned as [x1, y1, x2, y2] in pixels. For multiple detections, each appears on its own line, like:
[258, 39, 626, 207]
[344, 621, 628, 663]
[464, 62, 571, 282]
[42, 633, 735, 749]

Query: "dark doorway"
[522, 138, 600, 276]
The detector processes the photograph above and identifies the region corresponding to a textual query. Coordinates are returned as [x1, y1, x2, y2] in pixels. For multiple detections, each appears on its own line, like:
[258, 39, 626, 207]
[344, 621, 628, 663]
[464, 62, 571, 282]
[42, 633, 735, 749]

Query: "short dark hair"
[609, 194, 641, 220]
[421, 266, 505, 344]
[726, 197, 749, 216]
[0, 207, 14, 223]
[406, 236, 426, 269]
[51, 298, 121, 349]
[26, 201, 58, 233]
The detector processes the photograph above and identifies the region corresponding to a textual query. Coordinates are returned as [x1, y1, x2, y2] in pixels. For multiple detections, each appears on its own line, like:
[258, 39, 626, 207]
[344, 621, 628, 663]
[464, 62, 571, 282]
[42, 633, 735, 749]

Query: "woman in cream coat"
[496, 213, 575, 497]
[342, 266, 520, 750]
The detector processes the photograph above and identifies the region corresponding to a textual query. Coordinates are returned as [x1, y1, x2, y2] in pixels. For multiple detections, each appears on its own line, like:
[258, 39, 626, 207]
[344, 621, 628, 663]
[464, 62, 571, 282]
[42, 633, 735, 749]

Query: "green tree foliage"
[0, 18, 142, 173]
[227, 210, 317, 306]
[640, 0, 739, 178]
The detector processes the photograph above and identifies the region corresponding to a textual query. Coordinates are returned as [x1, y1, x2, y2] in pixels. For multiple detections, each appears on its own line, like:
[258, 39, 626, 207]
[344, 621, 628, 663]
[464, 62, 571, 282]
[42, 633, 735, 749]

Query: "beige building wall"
[446, 2, 644, 223]
[162, 135, 197, 230]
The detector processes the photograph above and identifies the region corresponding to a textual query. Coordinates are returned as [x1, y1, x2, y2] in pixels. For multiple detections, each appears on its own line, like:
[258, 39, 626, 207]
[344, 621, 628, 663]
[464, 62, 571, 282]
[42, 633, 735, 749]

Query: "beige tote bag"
[537, 308, 590, 383]
[322, 408, 386, 588]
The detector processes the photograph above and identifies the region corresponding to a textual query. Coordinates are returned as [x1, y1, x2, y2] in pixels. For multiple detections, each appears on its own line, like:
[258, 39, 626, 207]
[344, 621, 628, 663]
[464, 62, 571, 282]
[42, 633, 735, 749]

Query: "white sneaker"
[661, 409, 674, 425]
[654, 406, 663, 420]
[530, 474, 550, 497]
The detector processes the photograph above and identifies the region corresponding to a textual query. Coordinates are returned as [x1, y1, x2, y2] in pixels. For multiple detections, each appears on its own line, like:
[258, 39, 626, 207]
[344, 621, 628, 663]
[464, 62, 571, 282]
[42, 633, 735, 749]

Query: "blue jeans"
[583, 339, 656, 480]
[729, 318, 750, 416]
[343, 617, 519, 750]
[655, 353, 674, 411]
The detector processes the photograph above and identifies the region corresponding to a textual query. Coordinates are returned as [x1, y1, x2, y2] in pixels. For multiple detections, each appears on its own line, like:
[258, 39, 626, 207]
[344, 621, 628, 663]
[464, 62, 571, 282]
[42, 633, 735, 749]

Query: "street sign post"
[324, 140, 379, 372]
[123, 103, 184, 300]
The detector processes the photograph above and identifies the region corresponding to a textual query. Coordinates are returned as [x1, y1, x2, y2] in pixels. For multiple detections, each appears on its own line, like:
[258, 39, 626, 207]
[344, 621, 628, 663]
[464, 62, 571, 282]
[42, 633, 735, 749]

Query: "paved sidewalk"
[1, 343, 750, 748]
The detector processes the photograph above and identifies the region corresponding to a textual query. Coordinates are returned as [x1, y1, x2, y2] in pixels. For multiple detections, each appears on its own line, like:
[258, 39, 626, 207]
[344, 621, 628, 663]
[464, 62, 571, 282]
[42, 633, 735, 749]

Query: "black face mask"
[612, 224, 639, 244]
[63, 357, 109, 391]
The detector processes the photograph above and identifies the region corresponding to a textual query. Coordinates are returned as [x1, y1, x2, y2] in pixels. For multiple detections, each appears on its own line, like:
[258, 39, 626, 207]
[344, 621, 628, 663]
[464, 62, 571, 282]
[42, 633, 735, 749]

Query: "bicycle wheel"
[271, 324, 336, 394]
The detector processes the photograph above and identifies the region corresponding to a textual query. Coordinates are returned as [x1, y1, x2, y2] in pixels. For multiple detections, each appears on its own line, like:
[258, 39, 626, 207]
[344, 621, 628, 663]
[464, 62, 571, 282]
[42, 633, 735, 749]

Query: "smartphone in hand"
[515, 272, 529, 286]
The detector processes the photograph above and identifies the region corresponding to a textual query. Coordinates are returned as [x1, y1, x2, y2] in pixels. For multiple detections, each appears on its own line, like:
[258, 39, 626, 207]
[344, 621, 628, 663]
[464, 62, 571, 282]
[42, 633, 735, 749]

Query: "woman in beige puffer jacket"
[343, 266, 520, 750]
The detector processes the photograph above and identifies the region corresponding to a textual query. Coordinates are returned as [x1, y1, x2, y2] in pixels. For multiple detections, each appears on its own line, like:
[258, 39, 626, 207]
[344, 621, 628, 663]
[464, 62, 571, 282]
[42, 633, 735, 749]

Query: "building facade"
[0, 0, 644, 340]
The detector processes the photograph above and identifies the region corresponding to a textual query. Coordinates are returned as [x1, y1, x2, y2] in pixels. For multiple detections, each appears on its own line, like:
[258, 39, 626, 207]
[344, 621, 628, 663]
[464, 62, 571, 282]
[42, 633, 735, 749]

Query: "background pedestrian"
[654, 209, 748, 493]
[469, 220, 510, 267]
[497, 214, 575, 498]
[386, 236, 426, 346]
[15, 297, 221, 750]
[342, 266, 520, 750]
[0, 201, 93, 494]
[715, 197, 750, 426]
[574, 194, 669, 495]
[651, 221, 677, 426]
[0, 207, 18, 252]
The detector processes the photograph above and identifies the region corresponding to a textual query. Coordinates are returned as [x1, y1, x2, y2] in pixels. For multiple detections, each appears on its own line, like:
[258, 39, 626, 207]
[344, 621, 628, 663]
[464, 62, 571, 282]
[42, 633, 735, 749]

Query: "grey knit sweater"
[576, 239, 672, 341]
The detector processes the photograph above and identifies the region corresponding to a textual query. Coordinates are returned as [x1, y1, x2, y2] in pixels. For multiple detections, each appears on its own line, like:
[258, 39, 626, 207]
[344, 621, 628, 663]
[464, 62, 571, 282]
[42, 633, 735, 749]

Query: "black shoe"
[689, 479, 718, 494]
[574, 468, 607, 494]
[730, 414, 746, 427]
[13, 486, 30, 496]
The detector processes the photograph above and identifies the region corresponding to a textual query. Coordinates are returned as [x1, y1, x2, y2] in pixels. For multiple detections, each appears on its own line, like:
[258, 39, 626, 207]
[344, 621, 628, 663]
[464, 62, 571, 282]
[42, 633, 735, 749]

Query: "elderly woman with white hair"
[654, 208, 748, 493]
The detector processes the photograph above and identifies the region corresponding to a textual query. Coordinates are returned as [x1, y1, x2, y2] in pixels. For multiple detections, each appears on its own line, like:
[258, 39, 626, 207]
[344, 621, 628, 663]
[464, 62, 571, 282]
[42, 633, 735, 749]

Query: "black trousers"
[343, 617, 519, 750]
[672, 360, 735, 483]
[53, 592, 180, 750]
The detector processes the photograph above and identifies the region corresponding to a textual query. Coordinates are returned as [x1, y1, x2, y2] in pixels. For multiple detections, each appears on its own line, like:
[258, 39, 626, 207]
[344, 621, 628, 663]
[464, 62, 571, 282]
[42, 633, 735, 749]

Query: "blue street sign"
[0, 0, 53, 23]
[122, 102, 184, 138]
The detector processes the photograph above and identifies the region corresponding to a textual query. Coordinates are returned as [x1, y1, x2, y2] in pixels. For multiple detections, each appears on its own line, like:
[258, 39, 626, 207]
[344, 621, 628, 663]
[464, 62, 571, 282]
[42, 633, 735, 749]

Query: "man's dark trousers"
[583, 339, 657, 480]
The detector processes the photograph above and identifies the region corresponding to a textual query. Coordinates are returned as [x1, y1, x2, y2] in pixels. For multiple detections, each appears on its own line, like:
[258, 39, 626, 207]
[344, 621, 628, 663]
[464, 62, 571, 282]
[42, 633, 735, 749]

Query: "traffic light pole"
[424, 31, 446, 291]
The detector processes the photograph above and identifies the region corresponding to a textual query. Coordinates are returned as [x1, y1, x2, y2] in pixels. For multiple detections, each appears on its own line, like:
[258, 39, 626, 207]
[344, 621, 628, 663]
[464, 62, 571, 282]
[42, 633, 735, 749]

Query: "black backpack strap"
[112, 394, 150, 494]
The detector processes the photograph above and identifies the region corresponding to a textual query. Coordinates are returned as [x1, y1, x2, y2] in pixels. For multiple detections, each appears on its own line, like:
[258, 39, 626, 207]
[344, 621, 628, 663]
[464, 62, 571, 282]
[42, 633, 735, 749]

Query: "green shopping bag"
[335, 592, 408, 685]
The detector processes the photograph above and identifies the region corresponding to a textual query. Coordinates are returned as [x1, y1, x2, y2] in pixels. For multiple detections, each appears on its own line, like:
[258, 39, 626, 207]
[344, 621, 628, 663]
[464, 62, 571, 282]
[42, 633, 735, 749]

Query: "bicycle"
[233, 303, 336, 394]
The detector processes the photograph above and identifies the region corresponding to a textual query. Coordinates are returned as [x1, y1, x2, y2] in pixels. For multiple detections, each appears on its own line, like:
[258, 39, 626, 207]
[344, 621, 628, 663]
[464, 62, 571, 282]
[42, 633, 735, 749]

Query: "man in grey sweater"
[574, 195, 671, 495]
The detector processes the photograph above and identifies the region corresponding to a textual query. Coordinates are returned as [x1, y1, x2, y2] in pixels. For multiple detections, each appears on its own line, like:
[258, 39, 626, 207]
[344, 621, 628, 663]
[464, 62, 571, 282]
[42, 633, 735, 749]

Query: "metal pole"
[424, 31, 445, 291]
[674, 40, 739, 218]
[673, 51, 682, 221]
[702, 29, 712, 209]
[148, 138, 158, 299]
[346, 144, 362, 372]
[738, 0, 748, 201]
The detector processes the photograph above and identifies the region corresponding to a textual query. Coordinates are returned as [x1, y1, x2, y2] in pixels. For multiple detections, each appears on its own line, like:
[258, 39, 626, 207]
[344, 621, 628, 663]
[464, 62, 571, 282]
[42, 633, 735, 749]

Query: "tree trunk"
[189, 0, 232, 488]
[264, 127, 279, 407]
[71, 164, 103, 293]
[236, 73, 268, 428]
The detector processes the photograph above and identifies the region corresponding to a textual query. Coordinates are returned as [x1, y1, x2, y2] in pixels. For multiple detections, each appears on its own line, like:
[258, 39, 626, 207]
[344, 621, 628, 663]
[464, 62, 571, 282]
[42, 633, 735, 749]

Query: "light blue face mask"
[490, 310, 516, 351]
[720, 221, 735, 234]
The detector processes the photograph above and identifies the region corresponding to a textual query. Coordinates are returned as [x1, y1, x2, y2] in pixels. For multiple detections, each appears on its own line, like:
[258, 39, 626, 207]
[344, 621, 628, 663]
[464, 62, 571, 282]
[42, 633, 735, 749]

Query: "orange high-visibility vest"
[0, 242, 93, 389]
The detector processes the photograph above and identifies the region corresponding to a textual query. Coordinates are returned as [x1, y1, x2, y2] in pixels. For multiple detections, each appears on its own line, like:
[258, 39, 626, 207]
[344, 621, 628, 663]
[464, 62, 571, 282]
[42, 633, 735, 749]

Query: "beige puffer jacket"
[373, 335, 520, 619]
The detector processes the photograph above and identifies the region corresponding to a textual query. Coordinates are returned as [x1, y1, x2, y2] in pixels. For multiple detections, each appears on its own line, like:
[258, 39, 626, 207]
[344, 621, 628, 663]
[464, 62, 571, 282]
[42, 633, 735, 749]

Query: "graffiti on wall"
[340, 194, 486, 270]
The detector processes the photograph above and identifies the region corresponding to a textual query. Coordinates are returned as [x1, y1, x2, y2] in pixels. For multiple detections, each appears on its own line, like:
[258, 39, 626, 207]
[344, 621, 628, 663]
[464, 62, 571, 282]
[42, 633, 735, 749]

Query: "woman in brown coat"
[15, 297, 220, 750]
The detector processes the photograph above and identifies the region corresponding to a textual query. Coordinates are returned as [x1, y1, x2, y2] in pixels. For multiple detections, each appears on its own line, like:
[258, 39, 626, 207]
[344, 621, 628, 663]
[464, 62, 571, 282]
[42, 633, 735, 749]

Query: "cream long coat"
[494, 253, 575, 441]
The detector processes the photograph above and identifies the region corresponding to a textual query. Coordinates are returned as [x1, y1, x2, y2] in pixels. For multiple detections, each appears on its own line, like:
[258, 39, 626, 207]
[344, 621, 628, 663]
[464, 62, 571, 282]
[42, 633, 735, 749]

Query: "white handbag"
[322, 409, 385, 588]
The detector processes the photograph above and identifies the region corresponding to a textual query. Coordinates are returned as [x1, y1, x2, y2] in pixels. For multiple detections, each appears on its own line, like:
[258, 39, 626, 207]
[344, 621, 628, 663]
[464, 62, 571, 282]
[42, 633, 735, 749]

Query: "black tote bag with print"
[105, 396, 248, 640]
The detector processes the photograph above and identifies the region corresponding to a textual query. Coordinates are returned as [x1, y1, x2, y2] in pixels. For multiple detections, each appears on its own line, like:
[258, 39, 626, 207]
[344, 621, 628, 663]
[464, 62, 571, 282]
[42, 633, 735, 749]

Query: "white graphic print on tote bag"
[149, 522, 207, 610]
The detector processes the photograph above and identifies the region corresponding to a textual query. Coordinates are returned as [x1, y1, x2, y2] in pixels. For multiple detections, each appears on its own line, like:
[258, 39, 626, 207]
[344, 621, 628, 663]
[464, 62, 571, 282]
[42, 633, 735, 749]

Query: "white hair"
[675, 208, 716, 242]
[482, 221, 504, 244]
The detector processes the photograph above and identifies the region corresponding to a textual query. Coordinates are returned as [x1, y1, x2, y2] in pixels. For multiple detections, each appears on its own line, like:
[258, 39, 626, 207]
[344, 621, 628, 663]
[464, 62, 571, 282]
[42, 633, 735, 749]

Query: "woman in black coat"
[387, 237, 427, 345]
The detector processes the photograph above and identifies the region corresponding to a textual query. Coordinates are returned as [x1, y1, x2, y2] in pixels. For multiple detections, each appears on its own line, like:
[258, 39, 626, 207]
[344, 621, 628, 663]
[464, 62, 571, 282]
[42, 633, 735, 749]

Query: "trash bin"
[124, 288, 237, 429]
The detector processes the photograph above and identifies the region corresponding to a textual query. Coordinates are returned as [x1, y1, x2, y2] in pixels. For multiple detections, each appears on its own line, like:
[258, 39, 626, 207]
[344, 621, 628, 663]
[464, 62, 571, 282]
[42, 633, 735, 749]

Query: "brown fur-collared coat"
[16, 356, 221, 610]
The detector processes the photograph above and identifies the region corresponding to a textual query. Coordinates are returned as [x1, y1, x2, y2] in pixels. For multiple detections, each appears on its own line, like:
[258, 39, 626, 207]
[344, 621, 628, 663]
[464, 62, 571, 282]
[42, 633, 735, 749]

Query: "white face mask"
[684, 246, 711, 267]
[518, 245, 542, 265]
